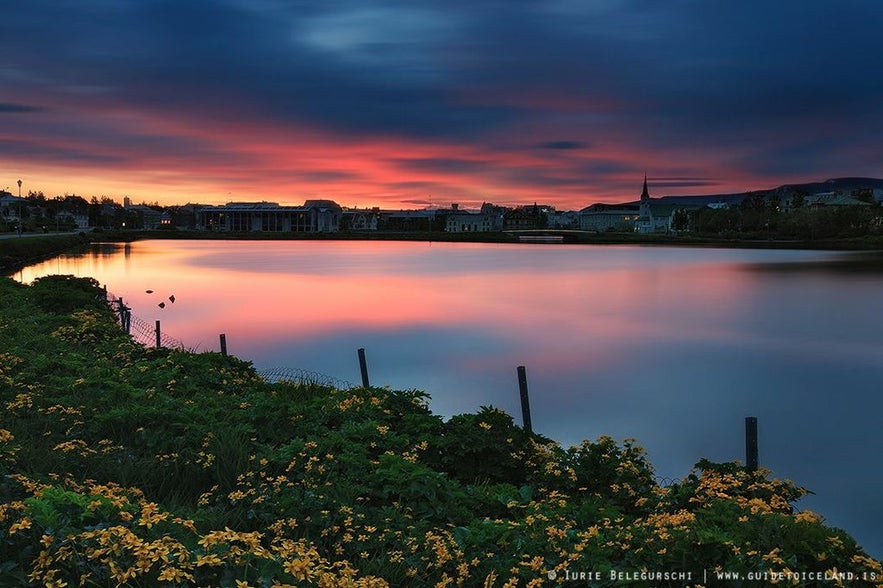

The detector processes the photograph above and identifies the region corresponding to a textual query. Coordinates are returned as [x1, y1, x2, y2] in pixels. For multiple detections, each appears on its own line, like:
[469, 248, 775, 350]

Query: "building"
[579, 203, 640, 232]
[804, 192, 874, 208]
[342, 208, 380, 231]
[56, 210, 90, 230]
[546, 210, 579, 229]
[634, 175, 695, 233]
[196, 200, 342, 233]
[125, 204, 167, 230]
[445, 210, 495, 232]
[0, 194, 24, 224]
[503, 204, 546, 230]
[480, 202, 507, 231]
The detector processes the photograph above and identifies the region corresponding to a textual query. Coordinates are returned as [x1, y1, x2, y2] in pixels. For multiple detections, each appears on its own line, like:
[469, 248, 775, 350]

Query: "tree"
[671, 209, 690, 232]
[788, 191, 806, 210]
[852, 188, 875, 204]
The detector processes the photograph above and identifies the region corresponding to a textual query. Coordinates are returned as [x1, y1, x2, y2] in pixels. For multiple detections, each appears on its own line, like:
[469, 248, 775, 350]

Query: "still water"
[18, 240, 883, 557]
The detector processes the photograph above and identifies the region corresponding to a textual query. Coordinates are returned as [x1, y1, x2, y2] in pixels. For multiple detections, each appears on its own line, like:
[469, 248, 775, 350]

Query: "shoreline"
[4, 229, 883, 277]
[85, 228, 883, 250]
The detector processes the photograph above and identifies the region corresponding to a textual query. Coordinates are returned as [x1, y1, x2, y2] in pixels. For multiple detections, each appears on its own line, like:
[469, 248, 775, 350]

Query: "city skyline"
[2, 2, 882, 209]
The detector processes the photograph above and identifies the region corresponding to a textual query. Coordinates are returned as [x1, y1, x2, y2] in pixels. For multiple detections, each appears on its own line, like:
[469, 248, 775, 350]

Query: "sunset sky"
[2, 1, 882, 209]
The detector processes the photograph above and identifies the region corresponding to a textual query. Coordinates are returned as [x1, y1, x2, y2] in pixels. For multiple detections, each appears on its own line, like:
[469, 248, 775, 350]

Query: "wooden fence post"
[155, 320, 161, 348]
[358, 348, 370, 388]
[745, 416, 758, 472]
[517, 365, 533, 435]
[219, 333, 227, 356]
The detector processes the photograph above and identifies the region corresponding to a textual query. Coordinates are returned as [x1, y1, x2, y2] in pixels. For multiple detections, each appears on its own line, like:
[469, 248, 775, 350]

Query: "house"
[56, 210, 90, 230]
[546, 210, 579, 229]
[125, 204, 167, 230]
[0, 194, 24, 223]
[503, 204, 546, 230]
[479, 202, 507, 231]
[445, 209, 495, 232]
[805, 192, 873, 208]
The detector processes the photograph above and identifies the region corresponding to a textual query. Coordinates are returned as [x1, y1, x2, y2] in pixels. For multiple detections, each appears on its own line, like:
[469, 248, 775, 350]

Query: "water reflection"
[16, 240, 883, 558]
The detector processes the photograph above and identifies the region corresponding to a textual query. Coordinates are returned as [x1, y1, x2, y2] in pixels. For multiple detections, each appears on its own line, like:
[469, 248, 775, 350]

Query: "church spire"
[641, 173, 650, 201]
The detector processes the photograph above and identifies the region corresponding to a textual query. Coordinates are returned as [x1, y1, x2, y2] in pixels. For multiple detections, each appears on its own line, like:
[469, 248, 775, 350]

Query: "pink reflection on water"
[18, 240, 759, 364]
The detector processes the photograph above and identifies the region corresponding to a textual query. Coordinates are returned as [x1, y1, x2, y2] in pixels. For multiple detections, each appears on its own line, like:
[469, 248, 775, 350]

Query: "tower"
[637, 174, 652, 233]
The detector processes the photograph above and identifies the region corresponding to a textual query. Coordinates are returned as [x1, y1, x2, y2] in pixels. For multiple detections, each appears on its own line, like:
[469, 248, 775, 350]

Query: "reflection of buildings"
[197, 200, 342, 232]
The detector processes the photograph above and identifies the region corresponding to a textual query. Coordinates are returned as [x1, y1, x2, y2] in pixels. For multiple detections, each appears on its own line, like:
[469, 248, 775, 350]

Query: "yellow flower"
[157, 567, 194, 583]
[9, 517, 32, 534]
[795, 510, 821, 524]
[196, 554, 224, 567]
[283, 558, 313, 581]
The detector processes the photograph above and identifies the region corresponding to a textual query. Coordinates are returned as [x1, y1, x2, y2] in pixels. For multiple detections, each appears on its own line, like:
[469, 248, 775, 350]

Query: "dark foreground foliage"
[0, 276, 880, 587]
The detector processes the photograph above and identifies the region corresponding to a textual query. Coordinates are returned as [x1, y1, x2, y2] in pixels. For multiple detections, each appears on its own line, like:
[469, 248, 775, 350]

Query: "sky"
[2, 1, 882, 210]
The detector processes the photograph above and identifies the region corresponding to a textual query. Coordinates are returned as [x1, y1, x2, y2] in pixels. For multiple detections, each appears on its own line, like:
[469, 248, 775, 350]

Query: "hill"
[648, 177, 883, 208]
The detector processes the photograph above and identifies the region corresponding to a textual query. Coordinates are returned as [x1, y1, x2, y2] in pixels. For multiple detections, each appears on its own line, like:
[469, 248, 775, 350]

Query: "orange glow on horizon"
[1, 97, 790, 210]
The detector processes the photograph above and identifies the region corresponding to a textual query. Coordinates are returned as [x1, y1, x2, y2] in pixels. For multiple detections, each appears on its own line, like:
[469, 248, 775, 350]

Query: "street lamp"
[16, 179, 22, 236]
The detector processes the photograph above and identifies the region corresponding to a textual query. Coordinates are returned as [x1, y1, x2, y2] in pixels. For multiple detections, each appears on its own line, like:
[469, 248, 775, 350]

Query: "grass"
[0, 233, 90, 274]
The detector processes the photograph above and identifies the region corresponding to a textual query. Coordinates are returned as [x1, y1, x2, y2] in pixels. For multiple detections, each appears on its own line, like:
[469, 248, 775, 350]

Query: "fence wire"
[103, 290, 352, 389]
[259, 367, 356, 390]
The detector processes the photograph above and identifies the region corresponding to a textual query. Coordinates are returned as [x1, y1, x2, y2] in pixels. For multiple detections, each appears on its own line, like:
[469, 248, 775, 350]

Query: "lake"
[17, 239, 883, 557]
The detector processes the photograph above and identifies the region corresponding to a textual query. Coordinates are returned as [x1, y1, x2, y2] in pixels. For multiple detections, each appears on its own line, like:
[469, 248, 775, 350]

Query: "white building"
[579, 204, 640, 231]
[445, 211, 495, 232]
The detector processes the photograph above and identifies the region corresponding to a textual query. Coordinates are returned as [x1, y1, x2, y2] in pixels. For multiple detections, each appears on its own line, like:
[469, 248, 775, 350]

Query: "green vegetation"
[692, 195, 883, 243]
[0, 234, 90, 274]
[1, 276, 881, 586]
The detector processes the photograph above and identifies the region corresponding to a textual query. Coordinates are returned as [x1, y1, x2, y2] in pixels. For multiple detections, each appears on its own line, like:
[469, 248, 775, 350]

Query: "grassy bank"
[0, 233, 90, 274]
[0, 275, 880, 586]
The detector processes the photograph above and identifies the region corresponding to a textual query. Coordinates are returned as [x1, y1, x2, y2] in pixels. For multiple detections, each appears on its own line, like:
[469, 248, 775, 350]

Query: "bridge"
[504, 229, 605, 243]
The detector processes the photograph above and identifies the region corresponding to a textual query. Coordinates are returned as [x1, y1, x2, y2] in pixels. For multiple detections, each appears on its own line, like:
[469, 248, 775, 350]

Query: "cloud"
[2, 1, 883, 206]
[0, 103, 44, 113]
[538, 141, 587, 150]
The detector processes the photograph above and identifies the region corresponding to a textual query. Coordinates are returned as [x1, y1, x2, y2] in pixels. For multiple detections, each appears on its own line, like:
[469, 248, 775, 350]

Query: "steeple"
[641, 173, 650, 202]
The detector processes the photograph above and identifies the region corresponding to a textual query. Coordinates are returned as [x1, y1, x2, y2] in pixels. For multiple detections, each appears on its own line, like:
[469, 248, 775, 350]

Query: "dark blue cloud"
[538, 141, 587, 150]
[0, 103, 44, 113]
[2, 0, 882, 195]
